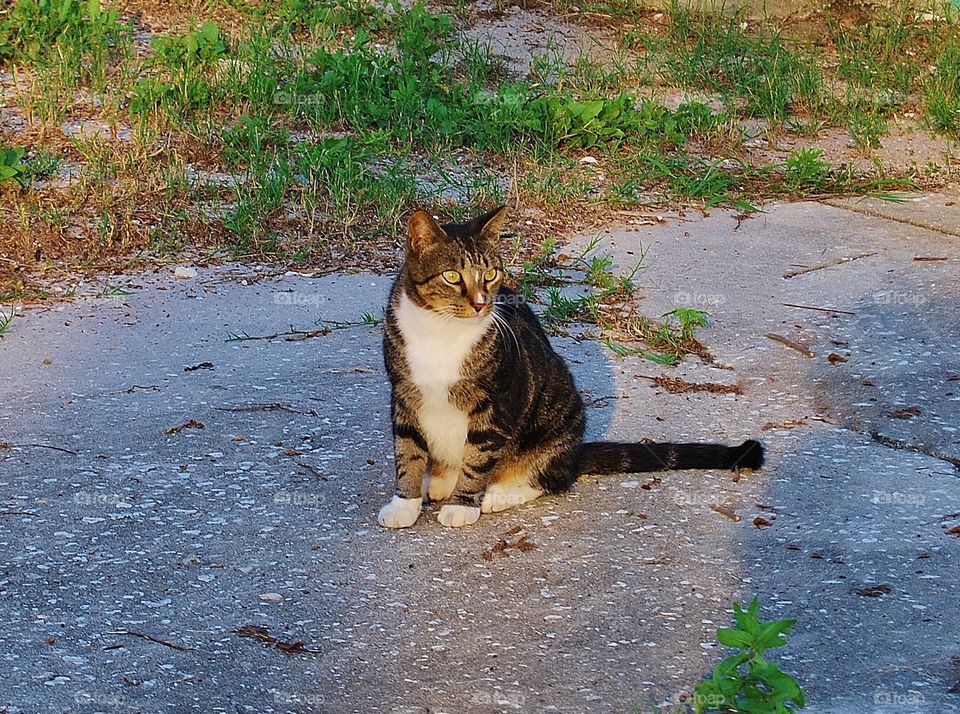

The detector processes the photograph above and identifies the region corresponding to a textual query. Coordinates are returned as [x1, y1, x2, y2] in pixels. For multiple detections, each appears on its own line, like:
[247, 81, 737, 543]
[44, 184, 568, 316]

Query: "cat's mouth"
[449, 296, 494, 320]
[457, 306, 492, 320]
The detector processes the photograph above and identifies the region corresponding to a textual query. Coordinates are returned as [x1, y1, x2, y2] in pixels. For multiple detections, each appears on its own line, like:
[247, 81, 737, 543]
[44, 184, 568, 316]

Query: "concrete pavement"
[1, 196, 958, 713]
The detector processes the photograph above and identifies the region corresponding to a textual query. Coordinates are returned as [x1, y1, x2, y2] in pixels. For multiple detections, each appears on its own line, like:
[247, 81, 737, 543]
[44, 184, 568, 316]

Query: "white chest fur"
[394, 293, 492, 466]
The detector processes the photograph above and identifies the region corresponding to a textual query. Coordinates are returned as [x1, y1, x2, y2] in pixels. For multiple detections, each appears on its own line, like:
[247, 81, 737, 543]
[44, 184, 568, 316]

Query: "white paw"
[437, 504, 481, 528]
[377, 496, 423, 529]
[480, 484, 543, 513]
[427, 474, 458, 501]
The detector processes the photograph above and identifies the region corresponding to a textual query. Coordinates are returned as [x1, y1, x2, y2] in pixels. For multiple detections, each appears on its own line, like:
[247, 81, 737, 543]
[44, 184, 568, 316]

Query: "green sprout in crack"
[662, 307, 709, 342]
[317, 312, 384, 330]
[0, 307, 17, 337]
[601, 338, 678, 366]
[98, 285, 136, 297]
[542, 287, 595, 324]
[693, 597, 805, 713]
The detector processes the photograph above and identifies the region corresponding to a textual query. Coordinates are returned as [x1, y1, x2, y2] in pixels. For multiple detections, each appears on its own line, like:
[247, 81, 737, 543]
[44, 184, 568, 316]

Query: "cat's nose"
[470, 295, 487, 312]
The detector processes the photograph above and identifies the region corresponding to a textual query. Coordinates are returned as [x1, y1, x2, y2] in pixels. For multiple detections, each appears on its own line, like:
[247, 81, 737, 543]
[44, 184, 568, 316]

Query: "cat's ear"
[477, 205, 508, 242]
[407, 210, 447, 255]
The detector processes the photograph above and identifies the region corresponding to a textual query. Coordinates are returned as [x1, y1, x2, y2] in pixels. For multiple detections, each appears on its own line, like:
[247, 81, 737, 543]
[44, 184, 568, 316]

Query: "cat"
[377, 206, 764, 529]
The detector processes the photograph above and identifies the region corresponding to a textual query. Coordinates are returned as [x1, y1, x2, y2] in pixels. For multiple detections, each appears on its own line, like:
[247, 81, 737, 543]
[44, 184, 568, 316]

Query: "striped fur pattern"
[377, 207, 764, 528]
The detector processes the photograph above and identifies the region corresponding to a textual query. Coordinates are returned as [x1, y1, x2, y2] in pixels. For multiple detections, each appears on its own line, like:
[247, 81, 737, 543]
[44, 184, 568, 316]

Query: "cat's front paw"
[427, 473, 458, 502]
[378, 496, 423, 528]
[437, 504, 481, 528]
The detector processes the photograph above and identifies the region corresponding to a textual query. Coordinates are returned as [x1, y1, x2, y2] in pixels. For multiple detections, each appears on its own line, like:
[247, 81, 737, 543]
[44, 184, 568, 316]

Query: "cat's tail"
[574, 439, 764, 475]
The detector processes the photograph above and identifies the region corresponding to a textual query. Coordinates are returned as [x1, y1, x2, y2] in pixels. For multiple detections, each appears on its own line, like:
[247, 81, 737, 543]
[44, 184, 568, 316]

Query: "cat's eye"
[482, 268, 499, 282]
[442, 270, 462, 284]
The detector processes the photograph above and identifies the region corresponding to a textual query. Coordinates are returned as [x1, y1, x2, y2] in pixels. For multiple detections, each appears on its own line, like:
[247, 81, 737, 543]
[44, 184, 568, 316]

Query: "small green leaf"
[716, 627, 753, 649]
[579, 99, 605, 122]
[200, 21, 219, 43]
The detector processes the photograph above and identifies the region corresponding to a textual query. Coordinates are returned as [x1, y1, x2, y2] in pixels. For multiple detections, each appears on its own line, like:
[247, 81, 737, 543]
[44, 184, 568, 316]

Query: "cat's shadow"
[548, 330, 616, 442]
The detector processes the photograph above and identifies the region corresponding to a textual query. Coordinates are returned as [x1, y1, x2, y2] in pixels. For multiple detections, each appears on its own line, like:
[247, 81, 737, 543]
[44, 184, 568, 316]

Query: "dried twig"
[164, 419, 205, 435]
[765, 333, 815, 358]
[783, 252, 876, 279]
[225, 328, 330, 343]
[640, 555, 670, 565]
[106, 630, 195, 652]
[711, 505, 741, 522]
[583, 395, 620, 408]
[887, 406, 922, 419]
[637, 374, 742, 395]
[232, 625, 322, 654]
[295, 462, 328, 481]
[123, 384, 160, 393]
[215, 403, 319, 417]
[781, 302, 856, 315]
[854, 584, 892, 597]
[0, 442, 78, 455]
[320, 367, 378, 374]
[762, 418, 807, 431]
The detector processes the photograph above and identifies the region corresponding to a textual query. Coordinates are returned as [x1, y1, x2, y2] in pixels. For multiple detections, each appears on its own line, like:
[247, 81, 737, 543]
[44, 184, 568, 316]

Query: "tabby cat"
[377, 206, 764, 529]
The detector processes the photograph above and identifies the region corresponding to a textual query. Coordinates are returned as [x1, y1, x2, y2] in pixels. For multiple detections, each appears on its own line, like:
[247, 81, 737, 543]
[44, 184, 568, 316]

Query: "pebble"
[174, 266, 198, 279]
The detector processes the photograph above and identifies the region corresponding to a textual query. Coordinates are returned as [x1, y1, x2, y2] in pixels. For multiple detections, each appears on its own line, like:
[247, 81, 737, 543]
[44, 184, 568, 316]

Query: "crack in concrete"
[825, 199, 960, 238]
[864, 429, 960, 471]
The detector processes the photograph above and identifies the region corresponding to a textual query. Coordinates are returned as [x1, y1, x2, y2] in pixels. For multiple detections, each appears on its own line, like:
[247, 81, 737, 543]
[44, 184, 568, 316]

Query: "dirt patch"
[463, 0, 631, 76]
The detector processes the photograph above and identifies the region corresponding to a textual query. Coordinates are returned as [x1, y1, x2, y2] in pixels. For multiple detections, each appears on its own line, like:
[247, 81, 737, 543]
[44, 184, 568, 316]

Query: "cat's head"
[401, 206, 507, 319]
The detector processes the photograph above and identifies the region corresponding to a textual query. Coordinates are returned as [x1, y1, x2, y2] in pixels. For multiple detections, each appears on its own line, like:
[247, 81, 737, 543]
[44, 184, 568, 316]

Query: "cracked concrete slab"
[1, 199, 959, 713]
[825, 191, 960, 239]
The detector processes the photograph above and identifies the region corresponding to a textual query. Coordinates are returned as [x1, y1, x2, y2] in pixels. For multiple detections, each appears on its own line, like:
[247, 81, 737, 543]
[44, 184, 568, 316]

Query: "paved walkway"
[1, 197, 958, 713]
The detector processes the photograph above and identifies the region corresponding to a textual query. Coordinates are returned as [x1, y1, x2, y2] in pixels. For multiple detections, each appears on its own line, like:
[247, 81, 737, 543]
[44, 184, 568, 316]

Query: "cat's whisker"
[487, 308, 506, 348]
[490, 314, 509, 354]
[491, 308, 520, 355]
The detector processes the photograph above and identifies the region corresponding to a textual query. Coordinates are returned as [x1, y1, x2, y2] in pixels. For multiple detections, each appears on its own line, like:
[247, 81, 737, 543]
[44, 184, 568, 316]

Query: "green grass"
[782, 147, 830, 192]
[0, 0, 957, 279]
[0, 0, 126, 66]
[631, 0, 960, 150]
[829, 6, 928, 101]
[925, 41, 960, 136]
[0, 0, 132, 123]
[630, 1, 824, 122]
[0, 307, 17, 336]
